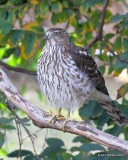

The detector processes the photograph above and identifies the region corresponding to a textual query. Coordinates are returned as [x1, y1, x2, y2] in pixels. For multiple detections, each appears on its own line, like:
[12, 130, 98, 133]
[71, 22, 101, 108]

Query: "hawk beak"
[45, 35, 49, 40]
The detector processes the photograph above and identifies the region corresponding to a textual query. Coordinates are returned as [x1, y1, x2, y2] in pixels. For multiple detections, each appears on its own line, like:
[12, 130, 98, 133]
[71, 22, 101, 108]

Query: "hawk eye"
[55, 32, 58, 35]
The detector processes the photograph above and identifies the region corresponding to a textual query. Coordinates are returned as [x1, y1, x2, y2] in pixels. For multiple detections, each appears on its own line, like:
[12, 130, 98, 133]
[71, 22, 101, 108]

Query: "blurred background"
[0, 0, 128, 159]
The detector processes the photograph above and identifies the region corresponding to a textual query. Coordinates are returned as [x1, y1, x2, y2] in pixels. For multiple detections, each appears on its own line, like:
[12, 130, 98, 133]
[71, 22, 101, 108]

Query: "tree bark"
[0, 68, 128, 154]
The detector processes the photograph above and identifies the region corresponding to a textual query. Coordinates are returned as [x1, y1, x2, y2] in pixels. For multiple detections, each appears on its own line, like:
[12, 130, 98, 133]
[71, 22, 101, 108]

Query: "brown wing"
[69, 45, 109, 96]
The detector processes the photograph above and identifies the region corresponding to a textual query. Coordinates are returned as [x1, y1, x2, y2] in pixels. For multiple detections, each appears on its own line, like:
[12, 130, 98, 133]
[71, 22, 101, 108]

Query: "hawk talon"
[46, 108, 70, 131]
[47, 108, 64, 125]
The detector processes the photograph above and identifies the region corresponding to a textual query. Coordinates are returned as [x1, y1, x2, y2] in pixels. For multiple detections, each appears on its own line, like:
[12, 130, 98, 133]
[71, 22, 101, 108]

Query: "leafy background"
[0, 0, 128, 159]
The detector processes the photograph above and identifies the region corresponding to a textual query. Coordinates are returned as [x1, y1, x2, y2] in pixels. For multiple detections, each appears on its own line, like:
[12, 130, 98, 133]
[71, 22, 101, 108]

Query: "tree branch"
[85, 0, 109, 50]
[0, 68, 128, 154]
[102, 40, 128, 64]
[0, 61, 36, 76]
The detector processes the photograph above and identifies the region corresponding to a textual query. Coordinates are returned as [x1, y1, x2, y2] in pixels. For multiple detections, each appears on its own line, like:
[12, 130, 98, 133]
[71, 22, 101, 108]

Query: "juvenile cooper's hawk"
[37, 28, 128, 128]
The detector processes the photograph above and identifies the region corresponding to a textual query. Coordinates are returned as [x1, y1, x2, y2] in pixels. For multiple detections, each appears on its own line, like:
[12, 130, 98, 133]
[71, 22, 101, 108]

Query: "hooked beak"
[45, 35, 49, 41]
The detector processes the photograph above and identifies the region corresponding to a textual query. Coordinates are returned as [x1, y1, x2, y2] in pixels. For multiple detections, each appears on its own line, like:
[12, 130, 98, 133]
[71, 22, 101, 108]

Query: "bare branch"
[0, 68, 128, 154]
[84, 0, 109, 50]
[0, 61, 36, 76]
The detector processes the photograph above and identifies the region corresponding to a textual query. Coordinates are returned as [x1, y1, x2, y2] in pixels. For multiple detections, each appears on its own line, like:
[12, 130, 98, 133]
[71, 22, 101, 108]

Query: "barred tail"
[100, 102, 128, 126]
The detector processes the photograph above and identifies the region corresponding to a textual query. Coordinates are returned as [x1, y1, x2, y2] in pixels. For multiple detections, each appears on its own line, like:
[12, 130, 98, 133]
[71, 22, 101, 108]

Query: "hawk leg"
[62, 110, 70, 131]
[47, 108, 64, 124]
[47, 108, 70, 131]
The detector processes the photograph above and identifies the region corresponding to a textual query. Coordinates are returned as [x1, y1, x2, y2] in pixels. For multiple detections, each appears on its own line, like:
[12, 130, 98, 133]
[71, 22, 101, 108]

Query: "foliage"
[0, 0, 128, 159]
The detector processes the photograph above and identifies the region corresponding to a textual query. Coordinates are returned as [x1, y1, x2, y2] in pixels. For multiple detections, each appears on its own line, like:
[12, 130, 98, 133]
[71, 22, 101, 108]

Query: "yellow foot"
[45, 109, 53, 116]
[47, 108, 64, 124]
[62, 113, 70, 132]
[46, 108, 70, 132]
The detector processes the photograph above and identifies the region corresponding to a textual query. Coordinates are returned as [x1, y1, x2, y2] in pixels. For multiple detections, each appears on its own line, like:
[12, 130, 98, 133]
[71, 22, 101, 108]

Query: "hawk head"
[45, 28, 69, 44]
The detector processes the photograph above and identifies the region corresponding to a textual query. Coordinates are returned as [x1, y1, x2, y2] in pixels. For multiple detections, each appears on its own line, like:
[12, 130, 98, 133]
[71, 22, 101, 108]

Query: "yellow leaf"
[30, 0, 39, 5]
[40, 2, 50, 19]
[23, 22, 39, 31]
[113, 70, 119, 77]
[0, 34, 9, 46]
[117, 83, 128, 99]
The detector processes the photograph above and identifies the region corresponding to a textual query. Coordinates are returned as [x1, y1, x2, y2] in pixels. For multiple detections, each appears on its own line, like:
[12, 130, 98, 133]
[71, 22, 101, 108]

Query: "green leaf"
[114, 100, 128, 119]
[113, 52, 128, 69]
[19, 31, 39, 60]
[58, 10, 68, 23]
[67, 10, 76, 27]
[73, 153, 84, 160]
[70, 146, 81, 152]
[23, 154, 37, 160]
[47, 138, 64, 146]
[18, 4, 30, 19]
[4, 48, 15, 58]
[40, 1, 49, 18]
[0, 92, 7, 104]
[105, 10, 112, 23]
[96, 111, 110, 129]
[114, 61, 128, 69]
[0, 124, 15, 130]
[0, 117, 13, 124]
[79, 2, 88, 15]
[91, 103, 104, 119]
[8, 150, 32, 157]
[124, 126, 128, 140]
[41, 138, 66, 158]
[90, 10, 100, 28]
[114, 37, 123, 53]
[23, 22, 44, 33]
[34, 5, 40, 18]
[0, 8, 7, 19]
[60, 153, 73, 160]
[8, 30, 25, 47]
[0, 132, 4, 149]
[7, 11, 16, 24]
[51, 1, 62, 13]
[79, 101, 97, 119]
[110, 14, 125, 23]
[73, 136, 89, 144]
[51, 13, 59, 25]
[105, 125, 124, 137]
[99, 65, 105, 75]
[123, 38, 128, 50]
[105, 33, 115, 40]
[0, 18, 12, 34]
[88, 0, 104, 6]
[80, 143, 105, 152]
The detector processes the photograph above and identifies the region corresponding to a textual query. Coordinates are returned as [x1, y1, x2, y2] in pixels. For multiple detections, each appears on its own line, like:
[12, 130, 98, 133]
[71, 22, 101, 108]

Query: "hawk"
[37, 28, 128, 129]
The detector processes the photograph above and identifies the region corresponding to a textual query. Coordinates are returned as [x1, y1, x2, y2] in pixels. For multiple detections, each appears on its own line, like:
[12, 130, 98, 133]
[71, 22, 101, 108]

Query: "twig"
[84, 0, 109, 50]
[0, 68, 128, 155]
[6, 103, 39, 159]
[102, 40, 128, 64]
[13, 113, 22, 160]
[0, 61, 36, 76]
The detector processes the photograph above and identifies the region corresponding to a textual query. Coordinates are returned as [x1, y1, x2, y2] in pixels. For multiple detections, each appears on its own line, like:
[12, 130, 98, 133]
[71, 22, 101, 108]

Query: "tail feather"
[100, 102, 128, 126]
